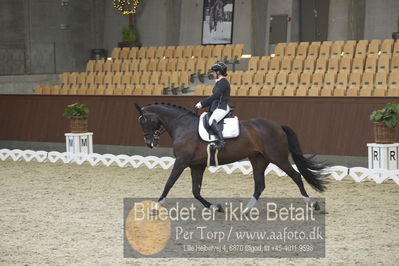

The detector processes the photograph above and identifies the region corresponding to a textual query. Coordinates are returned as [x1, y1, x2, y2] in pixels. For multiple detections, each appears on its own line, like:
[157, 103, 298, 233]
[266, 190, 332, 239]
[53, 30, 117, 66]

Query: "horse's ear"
[134, 103, 144, 116]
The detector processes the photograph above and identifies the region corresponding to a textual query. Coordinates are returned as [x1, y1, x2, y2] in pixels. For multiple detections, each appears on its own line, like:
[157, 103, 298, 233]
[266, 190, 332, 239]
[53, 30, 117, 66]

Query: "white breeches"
[209, 106, 230, 124]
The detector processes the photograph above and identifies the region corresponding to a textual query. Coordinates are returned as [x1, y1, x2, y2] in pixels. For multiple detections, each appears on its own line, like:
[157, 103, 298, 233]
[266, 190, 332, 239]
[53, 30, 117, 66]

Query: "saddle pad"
[198, 112, 240, 142]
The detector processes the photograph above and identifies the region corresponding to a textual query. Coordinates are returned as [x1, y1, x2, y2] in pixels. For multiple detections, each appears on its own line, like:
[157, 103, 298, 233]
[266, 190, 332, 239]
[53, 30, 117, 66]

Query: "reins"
[143, 107, 198, 140]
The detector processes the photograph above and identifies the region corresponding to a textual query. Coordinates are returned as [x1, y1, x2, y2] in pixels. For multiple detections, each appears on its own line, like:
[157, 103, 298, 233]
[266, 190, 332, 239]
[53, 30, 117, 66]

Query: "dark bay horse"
[135, 102, 328, 213]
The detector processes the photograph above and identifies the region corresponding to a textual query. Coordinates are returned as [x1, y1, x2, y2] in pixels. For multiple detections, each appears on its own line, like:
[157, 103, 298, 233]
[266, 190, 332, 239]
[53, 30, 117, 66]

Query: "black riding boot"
[210, 121, 226, 150]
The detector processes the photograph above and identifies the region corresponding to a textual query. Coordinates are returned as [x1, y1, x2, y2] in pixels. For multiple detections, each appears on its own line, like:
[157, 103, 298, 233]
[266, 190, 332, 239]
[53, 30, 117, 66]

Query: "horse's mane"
[143, 102, 196, 116]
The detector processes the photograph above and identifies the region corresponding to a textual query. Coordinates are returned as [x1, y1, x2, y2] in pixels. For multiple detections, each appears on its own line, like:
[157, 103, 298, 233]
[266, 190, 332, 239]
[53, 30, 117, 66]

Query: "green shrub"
[122, 26, 137, 42]
[370, 102, 399, 128]
[64, 102, 89, 120]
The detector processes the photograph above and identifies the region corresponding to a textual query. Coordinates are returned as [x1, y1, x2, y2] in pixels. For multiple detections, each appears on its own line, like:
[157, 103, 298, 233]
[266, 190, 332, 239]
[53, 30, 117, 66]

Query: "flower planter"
[373, 121, 395, 144]
[70, 117, 88, 133]
[118, 41, 141, 48]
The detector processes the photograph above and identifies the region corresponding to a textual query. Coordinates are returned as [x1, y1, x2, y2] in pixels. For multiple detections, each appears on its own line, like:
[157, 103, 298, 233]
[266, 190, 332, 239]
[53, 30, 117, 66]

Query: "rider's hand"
[195, 102, 202, 109]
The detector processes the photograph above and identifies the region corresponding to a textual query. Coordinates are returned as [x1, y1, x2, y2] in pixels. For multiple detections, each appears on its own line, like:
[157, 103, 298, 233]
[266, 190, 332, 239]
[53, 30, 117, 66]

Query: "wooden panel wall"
[0, 95, 398, 156]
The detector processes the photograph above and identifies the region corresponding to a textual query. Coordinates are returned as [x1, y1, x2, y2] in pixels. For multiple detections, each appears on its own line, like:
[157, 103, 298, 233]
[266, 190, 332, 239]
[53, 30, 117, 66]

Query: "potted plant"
[118, 26, 141, 48]
[370, 102, 399, 143]
[64, 102, 89, 133]
[113, 0, 142, 48]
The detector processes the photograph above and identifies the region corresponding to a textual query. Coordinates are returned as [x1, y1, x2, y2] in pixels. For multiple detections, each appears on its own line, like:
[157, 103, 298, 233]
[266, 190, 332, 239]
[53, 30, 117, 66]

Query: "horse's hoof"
[150, 208, 159, 216]
[313, 201, 320, 211]
[209, 204, 224, 213]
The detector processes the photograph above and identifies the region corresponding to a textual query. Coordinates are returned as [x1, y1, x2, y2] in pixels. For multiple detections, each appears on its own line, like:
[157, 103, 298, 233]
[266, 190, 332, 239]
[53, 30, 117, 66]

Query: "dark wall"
[0, 0, 105, 75]
[0, 0, 25, 46]
[2, 0, 397, 75]
[0, 0, 26, 74]
[1, 95, 398, 156]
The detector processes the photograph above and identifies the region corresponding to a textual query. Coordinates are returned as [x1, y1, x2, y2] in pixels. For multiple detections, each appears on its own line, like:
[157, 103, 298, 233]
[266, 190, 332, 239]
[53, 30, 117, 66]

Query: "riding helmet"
[210, 62, 228, 76]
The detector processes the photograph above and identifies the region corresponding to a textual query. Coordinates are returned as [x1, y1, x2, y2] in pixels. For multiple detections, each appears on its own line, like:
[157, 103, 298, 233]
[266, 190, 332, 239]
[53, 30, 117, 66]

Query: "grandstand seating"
[36, 39, 399, 97]
[35, 44, 245, 95]
[216, 39, 399, 97]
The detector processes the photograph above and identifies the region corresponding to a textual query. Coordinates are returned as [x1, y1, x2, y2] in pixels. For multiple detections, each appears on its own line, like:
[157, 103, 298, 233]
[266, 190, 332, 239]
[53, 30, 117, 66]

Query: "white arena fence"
[1, 149, 398, 185]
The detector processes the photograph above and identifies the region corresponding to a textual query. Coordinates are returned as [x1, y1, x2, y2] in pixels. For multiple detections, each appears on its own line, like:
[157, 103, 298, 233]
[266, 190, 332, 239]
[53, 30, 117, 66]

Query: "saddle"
[199, 109, 239, 167]
[198, 109, 240, 142]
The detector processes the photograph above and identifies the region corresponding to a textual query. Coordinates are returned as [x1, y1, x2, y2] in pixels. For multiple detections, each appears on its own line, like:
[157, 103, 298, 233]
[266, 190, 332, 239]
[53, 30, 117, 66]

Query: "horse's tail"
[281, 125, 328, 192]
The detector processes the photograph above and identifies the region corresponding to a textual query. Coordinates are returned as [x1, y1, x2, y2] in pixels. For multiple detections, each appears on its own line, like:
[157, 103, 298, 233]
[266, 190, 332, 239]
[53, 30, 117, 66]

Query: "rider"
[194, 62, 231, 150]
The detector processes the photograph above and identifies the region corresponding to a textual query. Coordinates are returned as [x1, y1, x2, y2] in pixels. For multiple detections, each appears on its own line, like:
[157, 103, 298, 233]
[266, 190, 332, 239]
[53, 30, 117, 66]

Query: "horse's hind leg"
[190, 165, 223, 212]
[243, 154, 269, 214]
[275, 160, 320, 210]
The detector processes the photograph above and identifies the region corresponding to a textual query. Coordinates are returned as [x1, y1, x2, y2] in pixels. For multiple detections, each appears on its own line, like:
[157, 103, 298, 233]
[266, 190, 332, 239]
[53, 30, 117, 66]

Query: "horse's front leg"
[191, 165, 224, 212]
[158, 160, 186, 204]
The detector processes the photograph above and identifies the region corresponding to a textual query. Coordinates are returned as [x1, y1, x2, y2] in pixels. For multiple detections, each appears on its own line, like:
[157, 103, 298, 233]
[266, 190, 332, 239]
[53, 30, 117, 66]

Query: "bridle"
[140, 107, 198, 141]
[143, 129, 163, 141]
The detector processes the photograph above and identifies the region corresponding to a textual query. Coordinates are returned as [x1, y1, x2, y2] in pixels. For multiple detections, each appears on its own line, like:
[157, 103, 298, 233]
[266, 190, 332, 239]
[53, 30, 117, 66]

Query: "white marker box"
[367, 143, 399, 170]
[65, 132, 93, 154]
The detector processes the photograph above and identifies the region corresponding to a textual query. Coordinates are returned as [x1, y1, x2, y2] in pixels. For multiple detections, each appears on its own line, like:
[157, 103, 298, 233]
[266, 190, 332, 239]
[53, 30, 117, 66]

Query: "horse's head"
[135, 104, 162, 148]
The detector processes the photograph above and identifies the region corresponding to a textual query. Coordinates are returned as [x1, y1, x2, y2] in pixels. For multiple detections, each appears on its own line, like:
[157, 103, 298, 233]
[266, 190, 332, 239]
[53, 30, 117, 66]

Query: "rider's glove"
[195, 102, 202, 109]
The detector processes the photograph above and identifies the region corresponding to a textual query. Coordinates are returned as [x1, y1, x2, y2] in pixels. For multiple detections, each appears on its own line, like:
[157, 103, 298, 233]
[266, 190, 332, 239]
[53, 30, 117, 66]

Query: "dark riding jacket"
[200, 78, 230, 112]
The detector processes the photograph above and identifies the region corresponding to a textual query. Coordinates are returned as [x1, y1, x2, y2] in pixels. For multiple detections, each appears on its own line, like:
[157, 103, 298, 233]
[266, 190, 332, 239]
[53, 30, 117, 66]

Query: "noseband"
[139, 107, 198, 141]
[143, 129, 163, 140]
